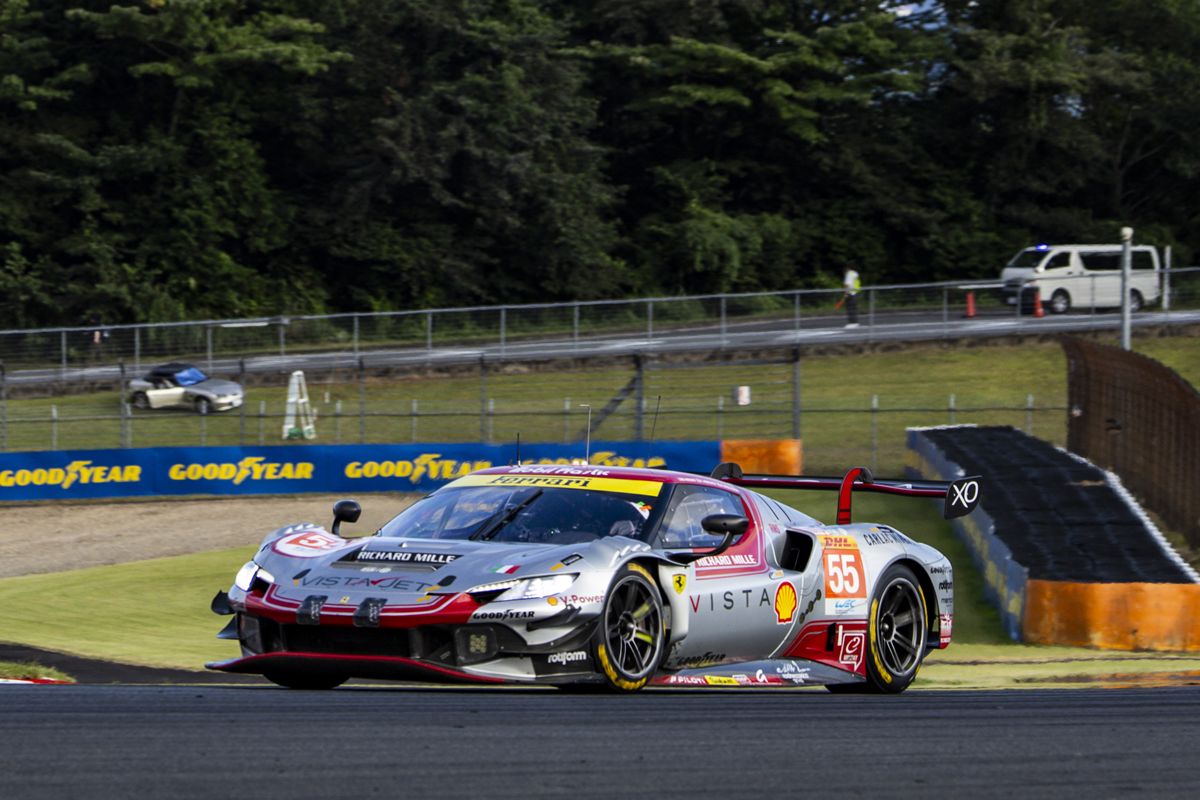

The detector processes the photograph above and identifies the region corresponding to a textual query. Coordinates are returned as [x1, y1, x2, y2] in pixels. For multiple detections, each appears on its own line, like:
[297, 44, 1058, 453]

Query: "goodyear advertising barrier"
[0, 441, 720, 502]
[906, 427, 1027, 642]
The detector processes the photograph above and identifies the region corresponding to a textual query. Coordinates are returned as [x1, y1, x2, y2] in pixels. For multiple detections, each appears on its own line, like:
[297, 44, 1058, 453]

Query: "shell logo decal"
[774, 581, 797, 624]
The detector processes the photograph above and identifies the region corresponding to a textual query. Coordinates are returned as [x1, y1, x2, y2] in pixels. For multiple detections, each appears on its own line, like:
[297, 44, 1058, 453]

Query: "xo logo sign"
[943, 477, 981, 518]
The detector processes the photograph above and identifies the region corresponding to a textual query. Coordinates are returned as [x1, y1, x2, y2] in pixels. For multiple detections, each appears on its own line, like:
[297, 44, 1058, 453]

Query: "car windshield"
[173, 367, 208, 386]
[377, 484, 663, 545]
[1009, 248, 1048, 268]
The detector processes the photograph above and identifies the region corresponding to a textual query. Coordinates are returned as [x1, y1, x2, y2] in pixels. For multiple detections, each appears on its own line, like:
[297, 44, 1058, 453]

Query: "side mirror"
[331, 499, 362, 537]
[701, 514, 749, 538]
[671, 514, 750, 565]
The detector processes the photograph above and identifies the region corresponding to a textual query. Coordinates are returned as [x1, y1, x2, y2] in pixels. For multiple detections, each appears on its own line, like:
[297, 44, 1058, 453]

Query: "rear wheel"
[593, 563, 665, 692]
[263, 671, 347, 690]
[1129, 289, 1144, 313]
[1049, 290, 1071, 314]
[863, 564, 928, 693]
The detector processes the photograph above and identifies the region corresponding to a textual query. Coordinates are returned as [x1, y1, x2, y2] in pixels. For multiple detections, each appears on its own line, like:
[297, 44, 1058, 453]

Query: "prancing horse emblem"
[673, 574, 687, 594]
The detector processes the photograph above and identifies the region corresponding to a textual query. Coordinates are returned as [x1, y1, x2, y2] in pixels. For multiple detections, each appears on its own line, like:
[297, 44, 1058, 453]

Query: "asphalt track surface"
[2, 684, 1198, 799]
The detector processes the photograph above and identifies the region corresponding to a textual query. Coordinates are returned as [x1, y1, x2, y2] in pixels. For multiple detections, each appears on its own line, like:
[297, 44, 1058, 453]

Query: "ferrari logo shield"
[673, 574, 687, 594]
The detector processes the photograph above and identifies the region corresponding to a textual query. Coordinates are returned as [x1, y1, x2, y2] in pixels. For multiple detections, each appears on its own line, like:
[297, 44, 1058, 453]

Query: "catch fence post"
[0, 362, 6, 451]
[238, 358, 246, 446]
[60, 330, 67, 379]
[572, 304, 580, 352]
[717, 395, 724, 439]
[51, 404, 58, 450]
[119, 362, 128, 448]
[258, 400, 266, 445]
[358, 357, 366, 444]
[870, 395, 879, 472]
[791, 347, 801, 439]
[206, 325, 213, 372]
[949, 393, 956, 425]
[134, 327, 141, 372]
[335, 400, 343, 444]
[479, 356, 489, 443]
[353, 314, 360, 360]
[410, 398, 418, 443]
[646, 300, 654, 340]
[563, 397, 571, 443]
[634, 354, 645, 440]
[1026, 393, 1034, 435]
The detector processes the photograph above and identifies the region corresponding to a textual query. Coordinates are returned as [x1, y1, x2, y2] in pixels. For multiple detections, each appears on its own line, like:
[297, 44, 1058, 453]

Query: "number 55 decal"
[825, 552, 862, 596]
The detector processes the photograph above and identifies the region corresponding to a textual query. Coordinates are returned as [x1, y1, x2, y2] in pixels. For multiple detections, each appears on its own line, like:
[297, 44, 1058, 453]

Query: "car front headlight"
[467, 573, 577, 601]
[234, 561, 275, 592]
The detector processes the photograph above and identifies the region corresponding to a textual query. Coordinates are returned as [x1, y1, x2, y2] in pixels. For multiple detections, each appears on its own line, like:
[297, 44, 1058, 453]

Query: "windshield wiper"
[469, 489, 544, 541]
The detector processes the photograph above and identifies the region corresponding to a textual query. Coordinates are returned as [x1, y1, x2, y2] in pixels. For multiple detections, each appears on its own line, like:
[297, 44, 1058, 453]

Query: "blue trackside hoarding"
[0, 441, 721, 502]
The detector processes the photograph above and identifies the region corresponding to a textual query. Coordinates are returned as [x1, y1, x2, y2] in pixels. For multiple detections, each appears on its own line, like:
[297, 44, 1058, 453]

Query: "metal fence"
[3, 268, 1200, 385]
[1062, 337, 1200, 549]
[0, 353, 1067, 476]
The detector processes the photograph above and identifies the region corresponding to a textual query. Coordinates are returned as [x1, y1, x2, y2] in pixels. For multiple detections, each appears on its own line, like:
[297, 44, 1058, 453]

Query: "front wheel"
[194, 397, 212, 415]
[593, 563, 665, 692]
[263, 670, 347, 690]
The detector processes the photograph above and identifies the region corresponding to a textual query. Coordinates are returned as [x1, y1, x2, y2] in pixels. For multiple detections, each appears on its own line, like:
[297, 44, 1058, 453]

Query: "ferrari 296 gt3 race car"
[208, 463, 979, 692]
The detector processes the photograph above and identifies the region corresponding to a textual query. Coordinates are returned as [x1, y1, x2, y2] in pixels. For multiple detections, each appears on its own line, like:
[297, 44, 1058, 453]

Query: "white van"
[1000, 244, 1161, 313]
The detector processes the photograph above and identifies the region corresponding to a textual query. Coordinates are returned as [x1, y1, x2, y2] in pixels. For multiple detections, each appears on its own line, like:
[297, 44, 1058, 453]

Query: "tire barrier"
[908, 425, 1200, 651]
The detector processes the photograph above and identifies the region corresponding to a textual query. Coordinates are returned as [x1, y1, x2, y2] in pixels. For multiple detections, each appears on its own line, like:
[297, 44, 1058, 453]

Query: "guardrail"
[2, 268, 1198, 387]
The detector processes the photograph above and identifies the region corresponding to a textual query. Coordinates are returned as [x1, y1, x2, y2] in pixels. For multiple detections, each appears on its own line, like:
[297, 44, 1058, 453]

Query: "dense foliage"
[3, 0, 1198, 325]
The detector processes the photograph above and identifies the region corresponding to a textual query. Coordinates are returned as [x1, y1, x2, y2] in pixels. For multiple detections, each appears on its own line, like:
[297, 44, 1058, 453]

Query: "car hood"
[256, 528, 650, 605]
[191, 378, 241, 395]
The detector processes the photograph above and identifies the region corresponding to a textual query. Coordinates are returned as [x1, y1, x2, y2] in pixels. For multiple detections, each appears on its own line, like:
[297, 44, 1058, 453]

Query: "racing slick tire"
[131, 392, 149, 410]
[828, 563, 929, 695]
[592, 562, 665, 692]
[263, 670, 347, 691]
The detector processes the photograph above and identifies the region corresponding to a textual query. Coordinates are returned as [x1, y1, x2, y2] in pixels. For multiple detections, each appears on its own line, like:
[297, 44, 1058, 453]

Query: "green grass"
[0, 661, 73, 682]
[0, 547, 256, 669]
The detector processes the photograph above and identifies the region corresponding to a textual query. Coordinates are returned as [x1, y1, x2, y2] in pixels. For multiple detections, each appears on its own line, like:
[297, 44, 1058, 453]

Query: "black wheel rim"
[875, 577, 925, 676]
[603, 576, 662, 680]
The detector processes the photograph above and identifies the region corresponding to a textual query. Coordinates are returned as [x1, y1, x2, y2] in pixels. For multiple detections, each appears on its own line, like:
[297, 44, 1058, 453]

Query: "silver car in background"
[127, 362, 244, 414]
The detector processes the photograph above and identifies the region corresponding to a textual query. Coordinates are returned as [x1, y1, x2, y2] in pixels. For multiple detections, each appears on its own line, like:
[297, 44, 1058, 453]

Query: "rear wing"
[708, 463, 981, 525]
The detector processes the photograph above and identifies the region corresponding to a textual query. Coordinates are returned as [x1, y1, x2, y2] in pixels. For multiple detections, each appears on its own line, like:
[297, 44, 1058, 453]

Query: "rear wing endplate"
[709, 463, 981, 525]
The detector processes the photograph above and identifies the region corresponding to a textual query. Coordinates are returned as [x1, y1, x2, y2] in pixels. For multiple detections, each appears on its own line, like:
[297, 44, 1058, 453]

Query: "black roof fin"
[709, 462, 744, 480]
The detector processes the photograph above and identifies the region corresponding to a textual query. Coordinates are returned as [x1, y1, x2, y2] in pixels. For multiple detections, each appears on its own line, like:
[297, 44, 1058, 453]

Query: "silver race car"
[127, 362, 244, 414]
[208, 463, 979, 691]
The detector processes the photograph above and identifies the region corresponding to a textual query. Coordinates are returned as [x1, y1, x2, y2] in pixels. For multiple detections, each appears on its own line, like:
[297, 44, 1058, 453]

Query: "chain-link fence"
[0, 353, 1067, 476]
[1062, 337, 1200, 549]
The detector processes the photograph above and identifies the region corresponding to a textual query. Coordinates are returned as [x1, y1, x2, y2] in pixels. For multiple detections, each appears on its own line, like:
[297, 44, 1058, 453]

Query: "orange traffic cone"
[1033, 289, 1045, 318]
[963, 291, 976, 319]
